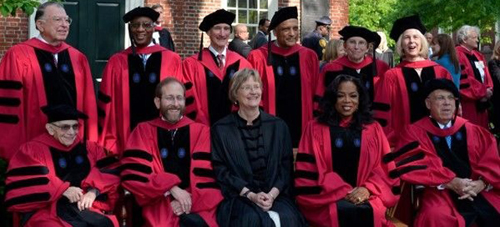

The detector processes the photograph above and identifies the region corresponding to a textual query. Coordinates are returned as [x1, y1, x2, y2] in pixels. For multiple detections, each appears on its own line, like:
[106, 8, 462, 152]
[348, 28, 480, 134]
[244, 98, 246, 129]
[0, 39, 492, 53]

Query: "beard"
[161, 105, 185, 123]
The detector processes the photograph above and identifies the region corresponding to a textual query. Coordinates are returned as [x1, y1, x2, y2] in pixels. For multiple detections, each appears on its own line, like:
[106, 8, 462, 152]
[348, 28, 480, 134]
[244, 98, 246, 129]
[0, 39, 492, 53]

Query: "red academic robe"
[0, 38, 98, 161]
[120, 117, 222, 227]
[316, 56, 390, 103]
[295, 120, 398, 227]
[248, 43, 319, 146]
[98, 45, 182, 155]
[4, 134, 119, 227]
[392, 117, 500, 227]
[373, 60, 452, 146]
[455, 46, 493, 128]
[182, 48, 252, 126]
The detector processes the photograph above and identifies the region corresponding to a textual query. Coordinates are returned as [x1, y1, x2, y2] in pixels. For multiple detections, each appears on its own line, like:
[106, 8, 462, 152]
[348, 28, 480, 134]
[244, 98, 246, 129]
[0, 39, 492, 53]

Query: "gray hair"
[456, 25, 480, 44]
[395, 29, 429, 59]
[34, 1, 64, 22]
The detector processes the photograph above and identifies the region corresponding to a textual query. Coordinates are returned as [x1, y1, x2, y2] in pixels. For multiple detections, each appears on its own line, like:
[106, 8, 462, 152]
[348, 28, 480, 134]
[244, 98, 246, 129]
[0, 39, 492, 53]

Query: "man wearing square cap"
[0, 2, 98, 161]
[386, 78, 500, 227]
[372, 14, 453, 146]
[98, 6, 182, 155]
[5, 104, 120, 226]
[182, 9, 252, 126]
[316, 25, 390, 105]
[248, 6, 320, 147]
[302, 16, 332, 60]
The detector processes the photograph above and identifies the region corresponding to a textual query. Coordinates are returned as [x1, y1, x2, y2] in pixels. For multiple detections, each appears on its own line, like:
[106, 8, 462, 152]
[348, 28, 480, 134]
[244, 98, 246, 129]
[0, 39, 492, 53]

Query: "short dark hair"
[155, 77, 185, 98]
[317, 74, 373, 130]
[34, 1, 64, 22]
[258, 18, 270, 27]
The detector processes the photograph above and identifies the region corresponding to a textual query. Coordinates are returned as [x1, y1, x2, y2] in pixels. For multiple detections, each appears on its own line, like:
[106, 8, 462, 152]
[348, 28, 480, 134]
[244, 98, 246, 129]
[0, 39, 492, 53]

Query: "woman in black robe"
[211, 68, 306, 227]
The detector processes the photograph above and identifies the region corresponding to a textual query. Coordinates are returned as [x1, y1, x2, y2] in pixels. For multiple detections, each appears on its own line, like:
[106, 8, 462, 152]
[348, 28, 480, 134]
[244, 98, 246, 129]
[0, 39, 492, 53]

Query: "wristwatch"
[242, 190, 251, 198]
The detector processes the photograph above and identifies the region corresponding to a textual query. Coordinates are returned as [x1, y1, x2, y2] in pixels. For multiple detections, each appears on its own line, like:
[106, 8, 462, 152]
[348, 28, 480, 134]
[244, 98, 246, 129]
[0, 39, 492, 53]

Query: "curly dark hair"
[317, 74, 373, 130]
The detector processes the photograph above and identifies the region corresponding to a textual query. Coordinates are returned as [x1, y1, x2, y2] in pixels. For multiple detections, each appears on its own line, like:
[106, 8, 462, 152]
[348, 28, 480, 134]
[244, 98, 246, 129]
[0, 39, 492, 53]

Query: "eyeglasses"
[163, 95, 185, 102]
[130, 22, 155, 30]
[239, 85, 261, 92]
[430, 95, 458, 103]
[51, 123, 80, 132]
[346, 39, 367, 47]
[41, 16, 73, 25]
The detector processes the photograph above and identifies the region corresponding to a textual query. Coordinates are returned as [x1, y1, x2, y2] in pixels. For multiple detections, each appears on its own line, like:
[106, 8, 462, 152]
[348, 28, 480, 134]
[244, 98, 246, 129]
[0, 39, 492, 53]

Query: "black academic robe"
[248, 43, 319, 147]
[98, 45, 182, 155]
[0, 38, 98, 160]
[182, 48, 252, 126]
[211, 111, 306, 227]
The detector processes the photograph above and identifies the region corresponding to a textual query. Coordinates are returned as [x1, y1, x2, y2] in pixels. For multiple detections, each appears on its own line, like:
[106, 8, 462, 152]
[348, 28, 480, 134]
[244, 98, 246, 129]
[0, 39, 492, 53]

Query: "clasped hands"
[446, 177, 486, 201]
[168, 186, 192, 216]
[244, 187, 279, 211]
[345, 186, 370, 205]
[62, 186, 98, 211]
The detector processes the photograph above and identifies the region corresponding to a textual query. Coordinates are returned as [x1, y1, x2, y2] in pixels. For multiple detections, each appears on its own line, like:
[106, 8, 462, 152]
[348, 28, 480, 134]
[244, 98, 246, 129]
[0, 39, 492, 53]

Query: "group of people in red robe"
[1, 1, 499, 227]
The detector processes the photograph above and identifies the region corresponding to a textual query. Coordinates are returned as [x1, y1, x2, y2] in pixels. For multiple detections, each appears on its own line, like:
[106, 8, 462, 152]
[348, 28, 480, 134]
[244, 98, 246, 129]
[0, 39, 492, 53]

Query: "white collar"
[436, 120, 452, 129]
[208, 45, 227, 57]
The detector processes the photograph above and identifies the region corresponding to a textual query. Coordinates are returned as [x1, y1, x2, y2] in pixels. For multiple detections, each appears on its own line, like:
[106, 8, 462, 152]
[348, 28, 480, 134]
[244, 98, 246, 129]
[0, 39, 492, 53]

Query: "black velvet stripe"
[186, 111, 197, 120]
[120, 163, 152, 174]
[100, 168, 121, 176]
[96, 156, 119, 168]
[460, 83, 470, 89]
[185, 97, 195, 105]
[6, 166, 49, 177]
[313, 110, 321, 117]
[5, 192, 51, 208]
[193, 168, 215, 178]
[0, 97, 20, 107]
[192, 152, 211, 161]
[97, 91, 111, 104]
[5, 177, 49, 194]
[383, 141, 419, 163]
[184, 82, 193, 90]
[121, 174, 149, 183]
[196, 182, 220, 189]
[396, 152, 425, 167]
[460, 74, 468, 80]
[122, 150, 153, 162]
[313, 95, 322, 103]
[294, 170, 319, 180]
[389, 165, 427, 179]
[0, 113, 19, 124]
[295, 153, 316, 163]
[295, 186, 322, 195]
[97, 107, 106, 118]
[0, 80, 23, 90]
[372, 102, 390, 111]
[374, 118, 387, 127]
[391, 186, 401, 195]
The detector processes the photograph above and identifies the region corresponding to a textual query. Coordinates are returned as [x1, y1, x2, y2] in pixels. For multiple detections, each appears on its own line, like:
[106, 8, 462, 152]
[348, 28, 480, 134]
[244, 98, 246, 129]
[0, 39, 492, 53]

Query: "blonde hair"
[492, 40, 500, 60]
[396, 29, 429, 59]
[376, 31, 389, 52]
[323, 39, 344, 61]
[228, 69, 263, 104]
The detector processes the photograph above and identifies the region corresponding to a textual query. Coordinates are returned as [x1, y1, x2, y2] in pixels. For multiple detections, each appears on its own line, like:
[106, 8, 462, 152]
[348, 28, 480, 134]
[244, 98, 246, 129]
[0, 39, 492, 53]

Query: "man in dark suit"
[228, 24, 252, 57]
[249, 18, 270, 49]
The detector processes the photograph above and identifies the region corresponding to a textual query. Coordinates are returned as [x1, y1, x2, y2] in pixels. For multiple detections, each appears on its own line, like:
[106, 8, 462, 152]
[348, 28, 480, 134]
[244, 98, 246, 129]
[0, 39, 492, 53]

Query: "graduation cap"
[123, 7, 159, 23]
[315, 16, 332, 26]
[41, 104, 88, 123]
[389, 14, 426, 41]
[123, 7, 160, 55]
[197, 9, 236, 61]
[422, 78, 459, 99]
[267, 6, 298, 65]
[339, 26, 381, 78]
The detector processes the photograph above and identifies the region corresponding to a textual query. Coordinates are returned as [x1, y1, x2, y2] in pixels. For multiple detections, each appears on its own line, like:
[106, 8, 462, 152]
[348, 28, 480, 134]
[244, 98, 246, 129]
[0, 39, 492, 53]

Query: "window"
[226, 0, 269, 39]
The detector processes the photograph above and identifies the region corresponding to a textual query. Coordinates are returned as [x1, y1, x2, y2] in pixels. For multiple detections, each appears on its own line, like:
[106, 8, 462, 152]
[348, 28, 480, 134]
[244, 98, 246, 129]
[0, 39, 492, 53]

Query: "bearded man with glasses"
[4, 104, 120, 227]
[98, 7, 182, 156]
[0, 1, 98, 161]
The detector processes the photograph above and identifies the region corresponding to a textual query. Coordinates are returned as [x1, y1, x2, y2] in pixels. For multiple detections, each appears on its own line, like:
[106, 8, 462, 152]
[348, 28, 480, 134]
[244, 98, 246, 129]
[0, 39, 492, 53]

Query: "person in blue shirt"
[430, 34, 461, 88]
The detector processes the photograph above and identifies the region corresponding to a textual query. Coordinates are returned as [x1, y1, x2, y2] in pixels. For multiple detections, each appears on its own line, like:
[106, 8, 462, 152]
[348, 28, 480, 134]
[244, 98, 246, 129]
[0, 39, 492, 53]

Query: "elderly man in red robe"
[182, 9, 252, 126]
[121, 78, 222, 227]
[248, 6, 319, 147]
[386, 79, 500, 227]
[5, 104, 120, 227]
[98, 7, 182, 155]
[455, 25, 493, 128]
[0, 2, 97, 161]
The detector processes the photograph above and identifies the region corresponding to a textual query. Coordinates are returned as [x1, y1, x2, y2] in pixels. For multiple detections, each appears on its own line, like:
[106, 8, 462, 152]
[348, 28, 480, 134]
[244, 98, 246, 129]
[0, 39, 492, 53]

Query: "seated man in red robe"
[386, 79, 500, 227]
[4, 104, 120, 227]
[120, 78, 222, 227]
